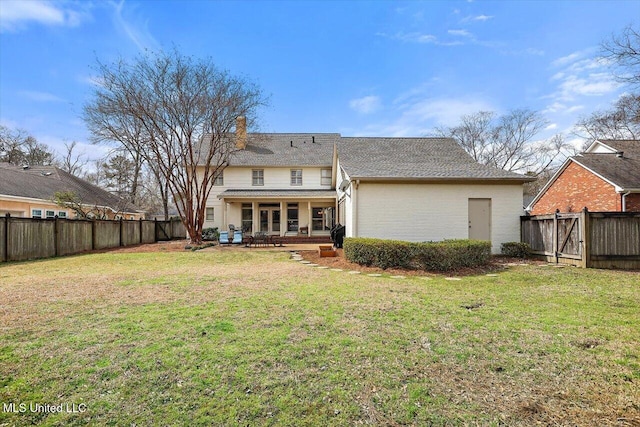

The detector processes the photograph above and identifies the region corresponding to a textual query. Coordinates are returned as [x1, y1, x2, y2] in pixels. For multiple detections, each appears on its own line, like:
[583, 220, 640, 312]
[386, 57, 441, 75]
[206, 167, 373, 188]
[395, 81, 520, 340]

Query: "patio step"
[278, 236, 332, 244]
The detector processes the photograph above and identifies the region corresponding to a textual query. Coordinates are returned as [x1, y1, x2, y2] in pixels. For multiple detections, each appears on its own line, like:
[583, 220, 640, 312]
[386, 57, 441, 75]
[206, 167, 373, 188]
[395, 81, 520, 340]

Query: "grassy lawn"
[0, 250, 638, 426]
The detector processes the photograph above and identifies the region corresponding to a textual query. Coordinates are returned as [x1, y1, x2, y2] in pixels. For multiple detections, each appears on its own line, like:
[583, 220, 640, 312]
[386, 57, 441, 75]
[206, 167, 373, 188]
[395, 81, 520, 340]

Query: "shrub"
[501, 241, 531, 258]
[343, 238, 491, 271]
[202, 227, 219, 241]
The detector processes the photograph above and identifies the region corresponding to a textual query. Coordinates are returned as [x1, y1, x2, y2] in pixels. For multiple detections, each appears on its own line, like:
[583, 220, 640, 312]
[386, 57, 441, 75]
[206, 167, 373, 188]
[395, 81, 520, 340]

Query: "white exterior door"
[259, 207, 281, 234]
[468, 198, 491, 241]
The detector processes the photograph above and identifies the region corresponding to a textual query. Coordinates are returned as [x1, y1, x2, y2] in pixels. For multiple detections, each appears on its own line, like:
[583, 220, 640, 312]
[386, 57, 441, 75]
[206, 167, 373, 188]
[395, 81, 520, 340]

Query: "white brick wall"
[355, 182, 524, 254]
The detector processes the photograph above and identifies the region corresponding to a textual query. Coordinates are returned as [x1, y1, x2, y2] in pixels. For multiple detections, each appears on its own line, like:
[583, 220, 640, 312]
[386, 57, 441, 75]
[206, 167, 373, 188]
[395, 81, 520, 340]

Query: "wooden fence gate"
[521, 212, 583, 266]
[521, 209, 640, 269]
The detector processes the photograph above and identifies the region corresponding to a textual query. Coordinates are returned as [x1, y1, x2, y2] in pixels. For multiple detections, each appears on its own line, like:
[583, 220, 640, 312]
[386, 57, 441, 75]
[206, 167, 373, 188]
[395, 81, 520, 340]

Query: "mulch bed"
[297, 248, 540, 277]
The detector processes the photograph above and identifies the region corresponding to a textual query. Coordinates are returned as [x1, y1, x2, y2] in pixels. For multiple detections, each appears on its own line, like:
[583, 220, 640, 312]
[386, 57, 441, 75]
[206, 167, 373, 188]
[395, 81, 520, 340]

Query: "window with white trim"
[242, 203, 253, 233]
[206, 207, 214, 221]
[213, 171, 224, 186]
[58, 211, 67, 218]
[46, 210, 56, 219]
[252, 169, 264, 186]
[321, 168, 331, 186]
[290, 169, 302, 186]
[31, 209, 42, 219]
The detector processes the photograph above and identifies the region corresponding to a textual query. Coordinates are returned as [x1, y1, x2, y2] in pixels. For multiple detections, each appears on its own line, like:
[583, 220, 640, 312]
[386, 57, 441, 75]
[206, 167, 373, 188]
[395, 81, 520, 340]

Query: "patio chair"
[219, 231, 230, 245]
[232, 230, 243, 245]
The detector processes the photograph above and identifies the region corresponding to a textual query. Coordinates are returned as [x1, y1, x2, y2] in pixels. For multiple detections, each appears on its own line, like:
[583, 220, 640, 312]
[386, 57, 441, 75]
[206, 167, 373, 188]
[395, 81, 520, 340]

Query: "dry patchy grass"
[0, 250, 638, 426]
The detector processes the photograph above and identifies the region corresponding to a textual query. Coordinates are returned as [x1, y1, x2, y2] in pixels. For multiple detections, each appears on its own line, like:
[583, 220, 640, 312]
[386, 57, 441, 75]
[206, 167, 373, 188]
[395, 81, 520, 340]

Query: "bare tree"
[53, 190, 125, 219]
[58, 141, 88, 176]
[436, 109, 572, 197]
[601, 24, 640, 88]
[0, 125, 55, 166]
[436, 108, 568, 174]
[84, 50, 266, 244]
[0, 125, 26, 164]
[436, 111, 495, 164]
[574, 93, 640, 146]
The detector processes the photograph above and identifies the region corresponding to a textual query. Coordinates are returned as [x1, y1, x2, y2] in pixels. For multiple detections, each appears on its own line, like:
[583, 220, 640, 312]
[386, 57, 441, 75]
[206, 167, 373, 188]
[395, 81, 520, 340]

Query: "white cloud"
[77, 74, 105, 88]
[448, 29, 472, 37]
[544, 49, 621, 116]
[545, 123, 558, 131]
[461, 14, 494, 23]
[111, 0, 159, 51]
[353, 91, 495, 137]
[19, 90, 66, 103]
[525, 48, 545, 56]
[551, 51, 583, 67]
[398, 97, 495, 128]
[0, 0, 86, 32]
[556, 73, 620, 101]
[349, 96, 382, 114]
[377, 31, 463, 46]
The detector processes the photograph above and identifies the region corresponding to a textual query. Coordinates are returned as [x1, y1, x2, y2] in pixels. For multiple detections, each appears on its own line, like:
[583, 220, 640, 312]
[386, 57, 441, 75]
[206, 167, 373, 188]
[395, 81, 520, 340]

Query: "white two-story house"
[201, 128, 339, 238]
[200, 117, 534, 253]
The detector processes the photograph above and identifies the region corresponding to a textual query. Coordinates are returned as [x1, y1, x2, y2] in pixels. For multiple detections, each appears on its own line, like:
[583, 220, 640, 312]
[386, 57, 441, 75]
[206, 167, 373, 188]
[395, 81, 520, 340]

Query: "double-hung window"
[252, 169, 264, 186]
[213, 171, 224, 186]
[321, 168, 331, 186]
[206, 207, 215, 221]
[290, 169, 302, 186]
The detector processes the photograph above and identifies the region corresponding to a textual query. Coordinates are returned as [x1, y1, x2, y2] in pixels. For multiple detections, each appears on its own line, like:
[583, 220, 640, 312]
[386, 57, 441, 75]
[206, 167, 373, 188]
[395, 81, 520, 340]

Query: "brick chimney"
[236, 116, 247, 150]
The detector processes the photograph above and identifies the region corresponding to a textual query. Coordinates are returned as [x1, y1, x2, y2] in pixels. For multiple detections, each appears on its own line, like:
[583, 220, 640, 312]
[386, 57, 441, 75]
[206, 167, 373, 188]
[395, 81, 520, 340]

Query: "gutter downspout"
[352, 179, 360, 237]
[621, 191, 631, 212]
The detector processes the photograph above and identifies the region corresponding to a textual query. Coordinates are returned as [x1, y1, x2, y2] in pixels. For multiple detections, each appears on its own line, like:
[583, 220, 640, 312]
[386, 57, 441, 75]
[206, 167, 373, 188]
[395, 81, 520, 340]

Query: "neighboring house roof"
[218, 189, 336, 199]
[572, 153, 640, 190]
[527, 139, 640, 211]
[0, 162, 141, 213]
[199, 133, 339, 167]
[337, 137, 534, 181]
[585, 139, 640, 156]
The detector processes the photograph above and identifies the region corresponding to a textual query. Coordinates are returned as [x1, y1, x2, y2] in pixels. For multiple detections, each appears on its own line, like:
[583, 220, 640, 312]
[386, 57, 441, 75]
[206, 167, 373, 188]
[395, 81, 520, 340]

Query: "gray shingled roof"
[337, 137, 534, 181]
[596, 139, 640, 156]
[218, 189, 336, 199]
[0, 163, 142, 213]
[573, 140, 640, 189]
[199, 133, 339, 167]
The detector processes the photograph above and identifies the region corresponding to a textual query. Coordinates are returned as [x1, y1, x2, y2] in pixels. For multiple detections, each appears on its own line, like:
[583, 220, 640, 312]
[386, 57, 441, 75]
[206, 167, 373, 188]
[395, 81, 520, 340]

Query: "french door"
[259, 207, 281, 234]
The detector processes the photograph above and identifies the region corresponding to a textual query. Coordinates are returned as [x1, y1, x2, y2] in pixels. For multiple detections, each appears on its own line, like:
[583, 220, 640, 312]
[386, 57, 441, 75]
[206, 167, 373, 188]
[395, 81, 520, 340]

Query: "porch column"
[280, 201, 286, 236]
[252, 202, 258, 235]
[221, 198, 227, 230]
[307, 201, 312, 237]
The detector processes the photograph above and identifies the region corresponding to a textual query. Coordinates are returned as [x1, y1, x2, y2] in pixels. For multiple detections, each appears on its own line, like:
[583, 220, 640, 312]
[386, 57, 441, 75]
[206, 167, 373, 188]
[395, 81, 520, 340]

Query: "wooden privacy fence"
[521, 209, 640, 269]
[1, 215, 186, 263]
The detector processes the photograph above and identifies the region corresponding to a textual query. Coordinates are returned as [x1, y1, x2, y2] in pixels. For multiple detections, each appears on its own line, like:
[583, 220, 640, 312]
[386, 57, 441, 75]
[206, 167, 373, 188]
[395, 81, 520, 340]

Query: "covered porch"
[217, 190, 337, 238]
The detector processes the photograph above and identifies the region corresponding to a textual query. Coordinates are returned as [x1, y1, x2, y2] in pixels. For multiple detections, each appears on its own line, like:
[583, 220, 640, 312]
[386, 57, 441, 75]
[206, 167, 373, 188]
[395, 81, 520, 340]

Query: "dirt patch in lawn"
[100, 240, 192, 253]
[297, 248, 539, 276]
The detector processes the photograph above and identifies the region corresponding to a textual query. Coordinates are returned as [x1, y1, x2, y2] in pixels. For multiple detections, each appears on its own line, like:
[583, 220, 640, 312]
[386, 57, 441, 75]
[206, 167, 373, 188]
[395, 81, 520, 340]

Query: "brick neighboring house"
[527, 140, 640, 214]
[0, 162, 144, 220]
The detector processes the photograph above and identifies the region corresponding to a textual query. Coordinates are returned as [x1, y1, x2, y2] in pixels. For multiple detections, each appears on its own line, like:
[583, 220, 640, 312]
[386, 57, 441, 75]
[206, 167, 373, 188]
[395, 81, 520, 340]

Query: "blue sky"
[0, 0, 638, 160]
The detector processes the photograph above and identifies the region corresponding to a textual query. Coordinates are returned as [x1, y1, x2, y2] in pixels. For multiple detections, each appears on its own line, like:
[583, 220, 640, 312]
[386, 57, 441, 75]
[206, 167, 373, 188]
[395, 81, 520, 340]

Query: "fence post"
[2, 213, 8, 263]
[581, 207, 590, 269]
[139, 218, 143, 244]
[91, 219, 96, 250]
[119, 218, 124, 247]
[553, 209, 559, 264]
[54, 215, 59, 257]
